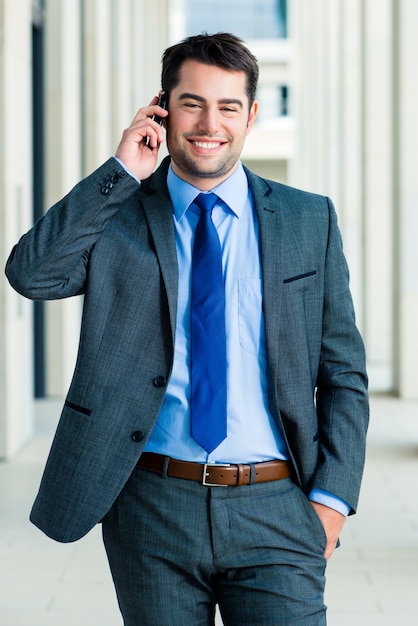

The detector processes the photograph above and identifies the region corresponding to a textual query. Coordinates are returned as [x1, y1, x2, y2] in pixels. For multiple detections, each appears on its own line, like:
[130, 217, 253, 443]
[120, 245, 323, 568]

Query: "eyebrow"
[178, 93, 244, 108]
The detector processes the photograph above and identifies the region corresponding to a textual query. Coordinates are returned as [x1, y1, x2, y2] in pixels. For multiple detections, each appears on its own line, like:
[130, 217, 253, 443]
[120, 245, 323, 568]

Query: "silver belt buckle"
[202, 463, 230, 487]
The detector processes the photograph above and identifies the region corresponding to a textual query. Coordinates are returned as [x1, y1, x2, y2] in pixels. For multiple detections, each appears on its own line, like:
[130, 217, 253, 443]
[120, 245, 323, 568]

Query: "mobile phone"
[145, 91, 168, 148]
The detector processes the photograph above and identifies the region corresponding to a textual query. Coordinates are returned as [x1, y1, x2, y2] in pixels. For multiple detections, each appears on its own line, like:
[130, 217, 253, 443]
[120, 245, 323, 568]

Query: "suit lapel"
[139, 160, 179, 343]
[246, 169, 284, 382]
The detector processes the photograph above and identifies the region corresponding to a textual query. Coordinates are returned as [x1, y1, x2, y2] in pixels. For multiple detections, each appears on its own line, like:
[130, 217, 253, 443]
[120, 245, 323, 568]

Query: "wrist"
[113, 156, 141, 185]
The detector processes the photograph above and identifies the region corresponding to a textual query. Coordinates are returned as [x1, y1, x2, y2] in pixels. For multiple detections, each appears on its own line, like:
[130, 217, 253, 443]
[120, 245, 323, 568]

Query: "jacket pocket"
[284, 270, 317, 285]
[64, 399, 92, 416]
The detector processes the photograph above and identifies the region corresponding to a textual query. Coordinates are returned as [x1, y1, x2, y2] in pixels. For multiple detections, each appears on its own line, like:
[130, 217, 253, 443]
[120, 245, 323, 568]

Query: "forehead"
[174, 59, 248, 99]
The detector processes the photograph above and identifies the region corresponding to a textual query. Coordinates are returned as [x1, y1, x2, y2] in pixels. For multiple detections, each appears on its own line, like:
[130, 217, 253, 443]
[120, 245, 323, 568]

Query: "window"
[185, 0, 287, 39]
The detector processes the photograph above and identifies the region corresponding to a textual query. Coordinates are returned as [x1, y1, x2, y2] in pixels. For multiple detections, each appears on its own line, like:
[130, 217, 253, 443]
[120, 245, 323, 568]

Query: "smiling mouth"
[189, 139, 225, 150]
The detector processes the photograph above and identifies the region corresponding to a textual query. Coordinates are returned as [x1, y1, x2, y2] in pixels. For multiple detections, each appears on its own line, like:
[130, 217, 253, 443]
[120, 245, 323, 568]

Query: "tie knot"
[194, 192, 218, 214]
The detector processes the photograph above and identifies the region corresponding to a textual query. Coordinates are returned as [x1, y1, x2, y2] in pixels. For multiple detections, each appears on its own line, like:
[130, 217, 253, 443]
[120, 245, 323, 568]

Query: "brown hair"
[161, 32, 259, 107]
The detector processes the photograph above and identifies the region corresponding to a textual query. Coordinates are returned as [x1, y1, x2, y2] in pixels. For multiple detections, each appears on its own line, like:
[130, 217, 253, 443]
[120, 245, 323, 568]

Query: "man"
[6, 33, 368, 625]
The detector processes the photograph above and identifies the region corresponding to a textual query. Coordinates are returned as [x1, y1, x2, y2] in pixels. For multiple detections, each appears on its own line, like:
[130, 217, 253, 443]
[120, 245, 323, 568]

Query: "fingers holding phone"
[146, 91, 168, 148]
[115, 92, 169, 181]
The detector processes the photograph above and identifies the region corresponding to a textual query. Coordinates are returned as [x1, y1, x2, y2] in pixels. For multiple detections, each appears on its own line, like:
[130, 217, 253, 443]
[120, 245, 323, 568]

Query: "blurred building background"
[1, 0, 417, 459]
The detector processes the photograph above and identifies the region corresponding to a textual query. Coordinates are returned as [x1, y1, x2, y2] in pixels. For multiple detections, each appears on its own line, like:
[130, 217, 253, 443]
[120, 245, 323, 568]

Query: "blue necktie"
[191, 193, 227, 453]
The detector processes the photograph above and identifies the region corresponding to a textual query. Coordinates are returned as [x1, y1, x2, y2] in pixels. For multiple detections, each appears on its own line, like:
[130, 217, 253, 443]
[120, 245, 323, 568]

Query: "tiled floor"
[1, 395, 417, 625]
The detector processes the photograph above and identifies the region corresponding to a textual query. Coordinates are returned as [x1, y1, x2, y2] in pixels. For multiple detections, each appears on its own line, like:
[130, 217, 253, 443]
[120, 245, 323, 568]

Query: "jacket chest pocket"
[283, 270, 317, 292]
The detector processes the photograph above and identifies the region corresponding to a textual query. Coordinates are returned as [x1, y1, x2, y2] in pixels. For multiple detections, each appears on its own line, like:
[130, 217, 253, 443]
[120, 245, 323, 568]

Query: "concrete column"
[44, 0, 83, 397]
[110, 0, 133, 149]
[291, 1, 343, 199]
[395, 0, 418, 398]
[0, 0, 34, 458]
[290, 1, 365, 312]
[290, 0, 322, 190]
[130, 0, 170, 105]
[339, 0, 365, 327]
[131, 0, 147, 110]
[290, 0, 395, 393]
[323, 0, 342, 206]
[82, 0, 113, 172]
[82, 0, 170, 168]
[362, 0, 394, 391]
[130, 0, 171, 164]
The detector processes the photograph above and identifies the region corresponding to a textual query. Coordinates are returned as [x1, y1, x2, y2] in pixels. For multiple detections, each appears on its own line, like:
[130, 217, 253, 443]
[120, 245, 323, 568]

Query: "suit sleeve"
[5, 158, 139, 301]
[313, 197, 369, 514]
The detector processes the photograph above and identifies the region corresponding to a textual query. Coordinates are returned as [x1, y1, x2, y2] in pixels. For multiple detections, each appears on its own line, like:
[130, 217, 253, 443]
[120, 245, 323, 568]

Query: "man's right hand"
[115, 96, 168, 181]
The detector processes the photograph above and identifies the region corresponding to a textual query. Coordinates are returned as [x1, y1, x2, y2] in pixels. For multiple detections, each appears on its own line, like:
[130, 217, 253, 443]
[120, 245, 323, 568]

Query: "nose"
[197, 107, 219, 135]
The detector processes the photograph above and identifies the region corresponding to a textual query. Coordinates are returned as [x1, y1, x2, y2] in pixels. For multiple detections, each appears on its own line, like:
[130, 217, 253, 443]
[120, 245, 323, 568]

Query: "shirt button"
[153, 375, 167, 388]
[131, 431, 144, 443]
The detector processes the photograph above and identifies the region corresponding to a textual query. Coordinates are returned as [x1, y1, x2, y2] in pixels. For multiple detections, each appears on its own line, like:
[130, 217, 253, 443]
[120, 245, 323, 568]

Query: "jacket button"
[131, 431, 144, 443]
[153, 375, 167, 388]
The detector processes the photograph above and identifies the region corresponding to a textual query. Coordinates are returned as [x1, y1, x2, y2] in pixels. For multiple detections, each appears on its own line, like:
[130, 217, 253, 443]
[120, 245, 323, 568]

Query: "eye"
[221, 106, 239, 115]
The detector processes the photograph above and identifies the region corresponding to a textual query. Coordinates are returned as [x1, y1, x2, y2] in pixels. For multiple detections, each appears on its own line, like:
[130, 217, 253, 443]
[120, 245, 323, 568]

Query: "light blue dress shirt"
[116, 157, 349, 516]
[145, 163, 289, 464]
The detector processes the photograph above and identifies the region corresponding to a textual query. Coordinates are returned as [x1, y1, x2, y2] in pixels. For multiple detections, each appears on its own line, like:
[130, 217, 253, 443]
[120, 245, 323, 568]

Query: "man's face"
[166, 59, 258, 190]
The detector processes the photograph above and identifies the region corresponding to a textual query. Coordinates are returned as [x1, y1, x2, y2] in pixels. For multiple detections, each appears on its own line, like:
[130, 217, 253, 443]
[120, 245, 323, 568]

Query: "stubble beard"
[167, 135, 240, 182]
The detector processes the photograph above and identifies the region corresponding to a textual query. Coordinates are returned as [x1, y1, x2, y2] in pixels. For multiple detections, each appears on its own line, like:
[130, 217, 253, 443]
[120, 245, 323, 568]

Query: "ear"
[246, 100, 258, 135]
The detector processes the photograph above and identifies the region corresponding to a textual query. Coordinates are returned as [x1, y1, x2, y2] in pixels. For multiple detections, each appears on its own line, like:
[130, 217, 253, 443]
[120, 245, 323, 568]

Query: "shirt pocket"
[238, 278, 264, 354]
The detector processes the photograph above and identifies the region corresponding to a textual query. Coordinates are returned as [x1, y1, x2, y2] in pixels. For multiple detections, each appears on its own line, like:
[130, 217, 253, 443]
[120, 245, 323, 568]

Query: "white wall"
[395, 0, 418, 398]
[0, 0, 34, 458]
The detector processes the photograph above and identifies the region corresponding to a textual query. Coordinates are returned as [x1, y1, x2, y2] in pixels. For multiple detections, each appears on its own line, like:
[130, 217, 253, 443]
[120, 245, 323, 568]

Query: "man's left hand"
[310, 502, 346, 561]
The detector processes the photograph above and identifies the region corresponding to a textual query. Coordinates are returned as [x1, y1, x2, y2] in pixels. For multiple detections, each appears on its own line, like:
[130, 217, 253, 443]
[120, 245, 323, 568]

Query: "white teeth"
[193, 141, 220, 149]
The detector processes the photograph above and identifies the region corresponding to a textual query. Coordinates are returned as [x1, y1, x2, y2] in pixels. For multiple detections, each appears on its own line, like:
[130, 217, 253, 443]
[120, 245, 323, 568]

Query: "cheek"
[167, 111, 190, 132]
[165, 118, 180, 146]
[232, 126, 250, 144]
[226, 119, 250, 137]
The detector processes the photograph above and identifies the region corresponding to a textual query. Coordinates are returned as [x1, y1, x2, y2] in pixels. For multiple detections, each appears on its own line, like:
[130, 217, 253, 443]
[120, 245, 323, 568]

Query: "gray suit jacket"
[5, 157, 369, 543]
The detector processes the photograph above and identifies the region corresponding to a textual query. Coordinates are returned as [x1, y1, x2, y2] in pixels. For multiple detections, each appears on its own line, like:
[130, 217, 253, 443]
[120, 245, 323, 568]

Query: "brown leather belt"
[136, 452, 291, 487]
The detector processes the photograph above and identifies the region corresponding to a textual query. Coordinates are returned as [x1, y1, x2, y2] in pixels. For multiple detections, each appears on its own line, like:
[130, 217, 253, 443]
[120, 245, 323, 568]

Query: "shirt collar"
[167, 162, 249, 222]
